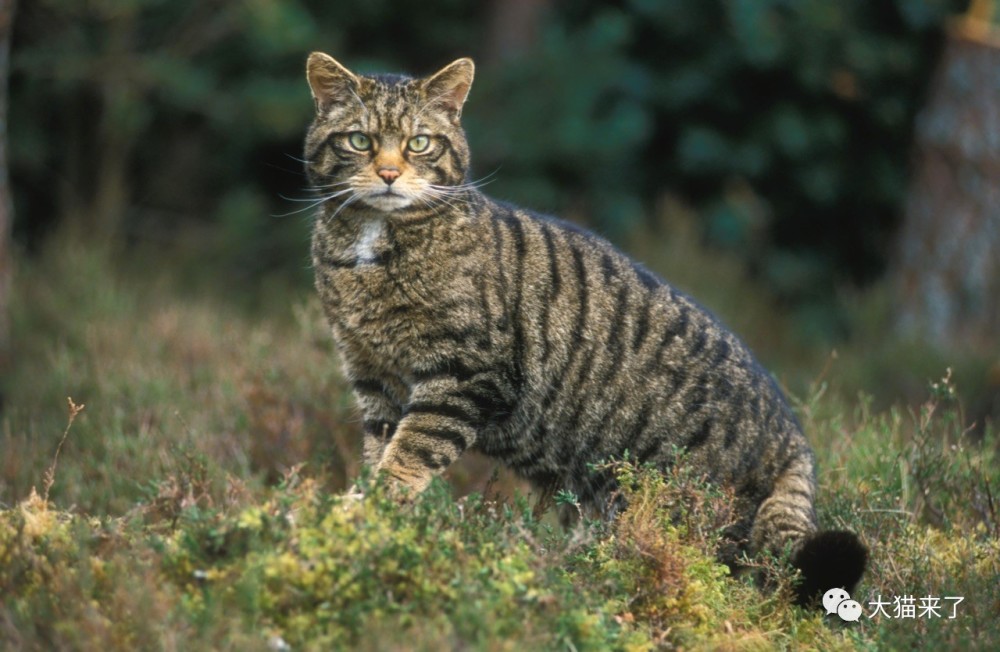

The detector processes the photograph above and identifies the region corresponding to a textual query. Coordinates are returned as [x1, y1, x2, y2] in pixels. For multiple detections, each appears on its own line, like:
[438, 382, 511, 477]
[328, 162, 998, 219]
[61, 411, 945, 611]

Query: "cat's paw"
[375, 461, 430, 502]
[335, 484, 366, 512]
[343, 483, 365, 502]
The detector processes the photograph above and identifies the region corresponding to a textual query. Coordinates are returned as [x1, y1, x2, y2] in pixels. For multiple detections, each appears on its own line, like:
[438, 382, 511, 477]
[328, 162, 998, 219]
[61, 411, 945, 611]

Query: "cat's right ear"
[306, 52, 360, 113]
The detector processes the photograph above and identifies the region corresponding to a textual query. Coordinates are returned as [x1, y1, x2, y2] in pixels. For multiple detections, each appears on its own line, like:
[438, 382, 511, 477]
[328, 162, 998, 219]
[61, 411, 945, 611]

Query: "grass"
[1, 233, 998, 650]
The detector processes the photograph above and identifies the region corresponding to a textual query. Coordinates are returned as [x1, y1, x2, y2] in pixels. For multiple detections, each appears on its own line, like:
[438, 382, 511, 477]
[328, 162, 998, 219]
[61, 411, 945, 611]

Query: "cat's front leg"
[375, 379, 492, 496]
[349, 374, 405, 467]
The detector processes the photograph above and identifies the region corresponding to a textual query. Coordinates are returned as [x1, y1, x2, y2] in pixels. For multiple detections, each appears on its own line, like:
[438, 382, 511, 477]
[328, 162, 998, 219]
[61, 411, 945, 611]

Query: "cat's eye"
[348, 132, 372, 151]
[407, 135, 431, 153]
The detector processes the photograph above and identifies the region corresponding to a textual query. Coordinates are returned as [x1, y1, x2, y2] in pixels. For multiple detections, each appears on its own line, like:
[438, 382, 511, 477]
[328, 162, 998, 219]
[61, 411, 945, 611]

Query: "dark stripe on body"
[417, 426, 470, 452]
[490, 215, 509, 330]
[420, 325, 488, 348]
[503, 213, 528, 388]
[316, 253, 357, 269]
[539, 223, 561, 363]
[599, 281, 630, 386]
[412, 358, 485, 383]
[404, 401, 479, 425]
[633, 263, 661, 291]
[685, 418, 713, 450]
[619, 396, 656, 460]
[568, 243, 590, 351]
[353, 378, 386, 395]
[632, 298, 651, 353]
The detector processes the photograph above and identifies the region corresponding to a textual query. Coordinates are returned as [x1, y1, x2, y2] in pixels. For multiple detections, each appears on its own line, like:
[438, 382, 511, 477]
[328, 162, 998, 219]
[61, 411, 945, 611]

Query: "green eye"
[348, 132, 371, 151]
[407, 135, 430, 153]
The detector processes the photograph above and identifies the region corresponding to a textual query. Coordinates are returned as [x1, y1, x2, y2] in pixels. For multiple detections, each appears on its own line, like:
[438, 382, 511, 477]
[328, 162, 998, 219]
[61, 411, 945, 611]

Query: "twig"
[859, 508, 916, 517]
[42, 397, 85, 502]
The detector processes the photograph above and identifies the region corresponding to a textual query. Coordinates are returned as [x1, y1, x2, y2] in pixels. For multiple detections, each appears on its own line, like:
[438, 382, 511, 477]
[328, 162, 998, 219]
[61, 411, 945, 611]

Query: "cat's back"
[474, 199, 807, 499]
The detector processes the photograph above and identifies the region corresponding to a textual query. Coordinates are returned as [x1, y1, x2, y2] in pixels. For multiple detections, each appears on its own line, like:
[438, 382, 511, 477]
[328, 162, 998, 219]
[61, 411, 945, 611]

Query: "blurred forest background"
[2, 0, 999, 484]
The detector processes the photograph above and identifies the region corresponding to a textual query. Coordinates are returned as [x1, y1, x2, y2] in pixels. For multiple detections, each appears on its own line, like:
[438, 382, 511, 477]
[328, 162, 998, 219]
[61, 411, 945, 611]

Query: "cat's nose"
[377, 167, 400, 185]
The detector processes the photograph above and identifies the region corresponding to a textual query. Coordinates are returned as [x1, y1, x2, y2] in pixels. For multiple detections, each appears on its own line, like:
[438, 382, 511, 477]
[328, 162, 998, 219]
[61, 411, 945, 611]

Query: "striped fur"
[303, 53, 865, 603]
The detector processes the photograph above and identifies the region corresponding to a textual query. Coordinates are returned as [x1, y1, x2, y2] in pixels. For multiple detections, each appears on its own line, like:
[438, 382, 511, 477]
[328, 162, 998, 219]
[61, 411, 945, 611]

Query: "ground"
[1, 233, 997, 650]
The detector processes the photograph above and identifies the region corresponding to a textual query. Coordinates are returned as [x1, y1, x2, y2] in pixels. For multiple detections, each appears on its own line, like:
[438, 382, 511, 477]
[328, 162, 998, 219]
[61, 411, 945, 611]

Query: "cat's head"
[304, 53, 474, 214]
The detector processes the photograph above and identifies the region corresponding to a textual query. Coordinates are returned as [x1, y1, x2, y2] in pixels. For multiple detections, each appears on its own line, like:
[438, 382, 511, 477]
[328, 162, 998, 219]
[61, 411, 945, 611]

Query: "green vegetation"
[11, 0, 964, 323]
[2, 234, 997, 650]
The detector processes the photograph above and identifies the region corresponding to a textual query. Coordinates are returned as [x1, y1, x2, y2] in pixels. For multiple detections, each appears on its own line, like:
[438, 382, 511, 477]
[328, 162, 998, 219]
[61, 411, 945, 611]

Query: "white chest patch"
[355, 218, 384, 264]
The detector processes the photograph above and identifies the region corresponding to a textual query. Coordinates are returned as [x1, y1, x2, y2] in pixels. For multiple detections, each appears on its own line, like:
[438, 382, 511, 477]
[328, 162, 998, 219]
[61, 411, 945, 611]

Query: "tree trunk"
[0, 0, 16, 402]
[485, 0, 549, 64]
[893, 9, 1000, 349]
[87, 6, 137, 243]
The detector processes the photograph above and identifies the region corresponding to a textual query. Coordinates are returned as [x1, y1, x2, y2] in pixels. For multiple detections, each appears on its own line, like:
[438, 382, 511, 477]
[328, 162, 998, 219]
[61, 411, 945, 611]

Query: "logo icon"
[823, 588, 862, 622]
[822, 588, 850, 615]
[837, 599, 863, 622]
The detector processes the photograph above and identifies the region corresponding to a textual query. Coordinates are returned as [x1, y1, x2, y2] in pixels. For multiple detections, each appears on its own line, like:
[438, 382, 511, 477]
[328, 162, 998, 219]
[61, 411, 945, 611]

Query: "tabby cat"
[303, 52, 866, 604]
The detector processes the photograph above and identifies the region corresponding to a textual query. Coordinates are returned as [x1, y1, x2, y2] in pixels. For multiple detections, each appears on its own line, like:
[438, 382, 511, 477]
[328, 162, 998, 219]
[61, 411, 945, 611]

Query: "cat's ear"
[306, 52, 360, 113]
[423, 58, 475, 122]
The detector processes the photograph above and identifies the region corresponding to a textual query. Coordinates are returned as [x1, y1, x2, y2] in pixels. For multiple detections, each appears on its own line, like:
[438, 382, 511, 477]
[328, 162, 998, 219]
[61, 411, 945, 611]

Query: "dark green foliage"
[11, 0, 317, 284]
[466, 12, 652, 233]
[9, 0, 487, 281]
[8, 0, 963, 327]
[541, 0, 962, 329]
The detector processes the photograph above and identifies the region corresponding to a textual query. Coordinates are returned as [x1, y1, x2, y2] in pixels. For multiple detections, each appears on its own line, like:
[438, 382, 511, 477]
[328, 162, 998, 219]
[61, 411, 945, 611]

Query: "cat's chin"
[361, 192, 415, 212]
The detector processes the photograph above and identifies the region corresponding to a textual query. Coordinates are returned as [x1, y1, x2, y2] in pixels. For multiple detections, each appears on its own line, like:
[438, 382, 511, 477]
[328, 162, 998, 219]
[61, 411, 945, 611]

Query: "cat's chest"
[313, 217, 391, 269]
[352, 217, 386, 263]
[312, 218, 465, 360]
[312, 218, 400, 301]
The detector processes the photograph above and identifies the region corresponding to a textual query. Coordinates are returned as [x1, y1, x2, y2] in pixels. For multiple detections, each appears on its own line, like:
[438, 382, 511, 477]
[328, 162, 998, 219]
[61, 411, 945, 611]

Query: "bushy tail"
[791, 530, 868, 606]
[749, 454, 867, 606]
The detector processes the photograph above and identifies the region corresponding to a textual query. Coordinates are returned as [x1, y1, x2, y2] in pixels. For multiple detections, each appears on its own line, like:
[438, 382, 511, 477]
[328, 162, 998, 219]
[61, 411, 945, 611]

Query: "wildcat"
[302, 52, 866, 604]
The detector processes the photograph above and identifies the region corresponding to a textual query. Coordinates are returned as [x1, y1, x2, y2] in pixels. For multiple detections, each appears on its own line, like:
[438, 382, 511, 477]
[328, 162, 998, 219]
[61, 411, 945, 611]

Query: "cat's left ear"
[423, 58, 475, 122]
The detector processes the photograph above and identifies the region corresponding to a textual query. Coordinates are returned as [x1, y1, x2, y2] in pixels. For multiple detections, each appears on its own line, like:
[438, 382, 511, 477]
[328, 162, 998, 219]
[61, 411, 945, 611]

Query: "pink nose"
[377, 167, 400, 185]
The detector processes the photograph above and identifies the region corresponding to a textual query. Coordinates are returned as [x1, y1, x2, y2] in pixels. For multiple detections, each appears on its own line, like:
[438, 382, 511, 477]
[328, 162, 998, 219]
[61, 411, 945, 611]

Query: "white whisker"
[273, 199, 331, 218]
[348, 88, 370, 118]
[305, 180, 353, 191]
[329, 193, 364, 221]
[420, 187, 472, 213]
[426, 167, 500, 195]
[274, 188, 355, 217]
[281, 187, 354, 202]
[422, 184, 475, 203]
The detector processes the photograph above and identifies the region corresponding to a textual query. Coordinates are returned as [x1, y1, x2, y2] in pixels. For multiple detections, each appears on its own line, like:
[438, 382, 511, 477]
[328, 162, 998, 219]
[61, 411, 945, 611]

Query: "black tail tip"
[792, 529, 868, 607]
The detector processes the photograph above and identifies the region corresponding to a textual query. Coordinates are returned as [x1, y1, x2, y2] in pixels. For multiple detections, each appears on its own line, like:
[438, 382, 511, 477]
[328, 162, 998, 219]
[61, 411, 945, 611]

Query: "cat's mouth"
[362, 189, 414, 211]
